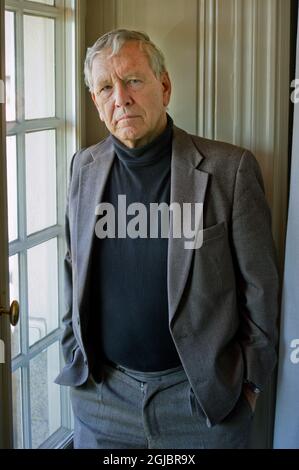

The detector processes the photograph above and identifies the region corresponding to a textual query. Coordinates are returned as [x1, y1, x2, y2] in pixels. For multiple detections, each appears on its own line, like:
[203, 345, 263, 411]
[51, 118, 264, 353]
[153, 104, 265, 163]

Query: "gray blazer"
[55, 124, 280, 427]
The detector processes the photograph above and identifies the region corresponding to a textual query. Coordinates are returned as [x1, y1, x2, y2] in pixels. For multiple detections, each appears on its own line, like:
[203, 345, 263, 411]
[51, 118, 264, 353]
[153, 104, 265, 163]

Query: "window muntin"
[5, 0, 75, 449]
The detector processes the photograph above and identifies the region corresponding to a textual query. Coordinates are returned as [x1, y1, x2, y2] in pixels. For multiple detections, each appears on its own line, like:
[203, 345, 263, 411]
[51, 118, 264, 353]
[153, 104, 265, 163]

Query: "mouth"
[117, 115, 140, 123]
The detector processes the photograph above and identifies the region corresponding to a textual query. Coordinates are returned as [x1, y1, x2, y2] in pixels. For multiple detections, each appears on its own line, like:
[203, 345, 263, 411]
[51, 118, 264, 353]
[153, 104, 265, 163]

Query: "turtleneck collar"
[111, 114, 173, 167]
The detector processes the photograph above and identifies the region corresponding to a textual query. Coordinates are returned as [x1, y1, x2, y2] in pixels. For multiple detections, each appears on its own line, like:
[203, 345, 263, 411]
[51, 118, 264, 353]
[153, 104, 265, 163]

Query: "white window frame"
[5, 0, 79, 449]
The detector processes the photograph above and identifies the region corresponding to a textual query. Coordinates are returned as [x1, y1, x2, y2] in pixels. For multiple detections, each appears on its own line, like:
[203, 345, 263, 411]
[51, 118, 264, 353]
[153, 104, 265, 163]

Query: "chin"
[118, 129, 143, 141]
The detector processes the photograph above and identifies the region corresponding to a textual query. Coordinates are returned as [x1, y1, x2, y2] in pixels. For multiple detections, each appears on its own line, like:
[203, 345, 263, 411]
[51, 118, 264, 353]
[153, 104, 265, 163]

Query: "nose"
[114, 81, 133, 108]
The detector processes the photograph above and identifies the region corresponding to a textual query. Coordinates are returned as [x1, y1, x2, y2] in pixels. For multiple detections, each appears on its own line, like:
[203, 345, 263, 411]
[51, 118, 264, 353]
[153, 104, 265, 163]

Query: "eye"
[127, 79, 142, 87]
[101, 85, 112, 92]
[95, 85, 112, 97]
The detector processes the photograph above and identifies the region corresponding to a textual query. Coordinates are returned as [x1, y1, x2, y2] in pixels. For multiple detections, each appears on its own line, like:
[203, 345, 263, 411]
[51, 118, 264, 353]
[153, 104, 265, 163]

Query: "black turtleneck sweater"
[90, 115, 181, 372]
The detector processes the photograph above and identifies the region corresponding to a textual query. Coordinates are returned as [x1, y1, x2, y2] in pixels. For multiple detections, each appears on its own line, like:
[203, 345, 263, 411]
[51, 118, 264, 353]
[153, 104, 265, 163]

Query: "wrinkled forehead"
[91, 41, 154, 81]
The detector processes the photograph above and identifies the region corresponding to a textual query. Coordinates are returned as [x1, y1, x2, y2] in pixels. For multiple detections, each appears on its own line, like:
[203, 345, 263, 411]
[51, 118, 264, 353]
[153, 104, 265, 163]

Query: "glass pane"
[25, 130, 56, 234]
[27, 238, 59, 346]
[9, 255, 20, 357]
[30, 0, 55, 5]
[5, 11, 16, 122]
[6, 136, 18, 241]
[30, 342, 61, 448]
[24, 15, 55, 119]
[12, 369, 23, 448]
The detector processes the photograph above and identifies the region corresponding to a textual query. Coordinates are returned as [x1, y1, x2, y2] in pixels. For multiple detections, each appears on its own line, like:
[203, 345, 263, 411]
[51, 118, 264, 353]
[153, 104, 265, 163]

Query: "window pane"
[30, 342, 61, 448]
[6, 136, 18, 241]
[12, 369, 23, 449]
[29, 0, 55, 5]
[5, 11, 16, 121]
[27, 238, 59, 346]
[24, 16, 55, 119]
[9, 255, 20, 357]
[25, 130, 56, 234]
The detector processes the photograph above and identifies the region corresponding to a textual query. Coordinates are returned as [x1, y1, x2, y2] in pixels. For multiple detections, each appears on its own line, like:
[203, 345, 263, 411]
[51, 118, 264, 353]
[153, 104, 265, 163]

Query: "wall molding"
[196, 0, 290, 268]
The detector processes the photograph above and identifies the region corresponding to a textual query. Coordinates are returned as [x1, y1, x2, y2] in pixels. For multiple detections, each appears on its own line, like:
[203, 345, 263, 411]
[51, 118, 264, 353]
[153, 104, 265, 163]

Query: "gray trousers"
[71, 361, 254, 449]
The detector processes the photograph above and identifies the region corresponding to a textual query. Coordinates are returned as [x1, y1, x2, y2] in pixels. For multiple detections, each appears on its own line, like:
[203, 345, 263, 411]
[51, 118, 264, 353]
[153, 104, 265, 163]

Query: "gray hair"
[84, 29, 167, 92]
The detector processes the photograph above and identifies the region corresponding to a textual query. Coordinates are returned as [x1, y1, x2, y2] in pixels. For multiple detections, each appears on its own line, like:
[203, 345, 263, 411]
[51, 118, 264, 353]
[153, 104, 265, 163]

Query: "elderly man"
[55, 29, 279, 449]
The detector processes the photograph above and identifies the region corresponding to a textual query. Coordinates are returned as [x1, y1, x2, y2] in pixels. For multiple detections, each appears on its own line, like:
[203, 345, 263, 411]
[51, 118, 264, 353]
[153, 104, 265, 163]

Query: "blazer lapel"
[168, 126, 209, 327]
[76, 138, 115, 312]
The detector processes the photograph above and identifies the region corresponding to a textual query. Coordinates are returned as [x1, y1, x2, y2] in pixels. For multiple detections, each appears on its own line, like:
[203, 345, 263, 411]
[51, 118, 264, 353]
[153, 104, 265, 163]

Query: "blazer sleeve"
[231, 150, 280, 391]
[59, 153, 79, 365]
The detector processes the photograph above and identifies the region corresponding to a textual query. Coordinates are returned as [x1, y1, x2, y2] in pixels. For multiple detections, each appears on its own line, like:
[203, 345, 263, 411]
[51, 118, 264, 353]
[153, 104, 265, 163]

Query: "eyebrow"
[94, 72, 147, 90]
[94, 78, 111, 90]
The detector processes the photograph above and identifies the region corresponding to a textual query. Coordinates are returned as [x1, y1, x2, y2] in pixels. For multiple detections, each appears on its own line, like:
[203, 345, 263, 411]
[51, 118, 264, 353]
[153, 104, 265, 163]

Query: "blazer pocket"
[201, 221, 227, 245]
[193, 220, 234, 297]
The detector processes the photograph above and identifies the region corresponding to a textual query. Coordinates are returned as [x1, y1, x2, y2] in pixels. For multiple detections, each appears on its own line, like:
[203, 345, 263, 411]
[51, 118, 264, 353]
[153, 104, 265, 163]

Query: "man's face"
[91, 41, 171, 148]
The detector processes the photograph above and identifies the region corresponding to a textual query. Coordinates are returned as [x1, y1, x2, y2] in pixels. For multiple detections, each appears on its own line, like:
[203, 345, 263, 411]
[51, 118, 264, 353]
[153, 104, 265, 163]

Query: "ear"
[160, 71, 171, 107]
[91, 92, 104, 121]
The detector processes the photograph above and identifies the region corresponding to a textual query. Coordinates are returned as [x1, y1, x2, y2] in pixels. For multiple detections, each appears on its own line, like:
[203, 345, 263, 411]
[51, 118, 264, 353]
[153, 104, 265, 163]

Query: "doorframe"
[0, 0, 13, 450]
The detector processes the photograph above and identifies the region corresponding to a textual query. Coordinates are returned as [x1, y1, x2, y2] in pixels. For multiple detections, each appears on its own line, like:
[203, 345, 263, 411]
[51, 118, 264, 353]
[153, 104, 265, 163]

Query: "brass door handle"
[0, 300, 19, 326]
